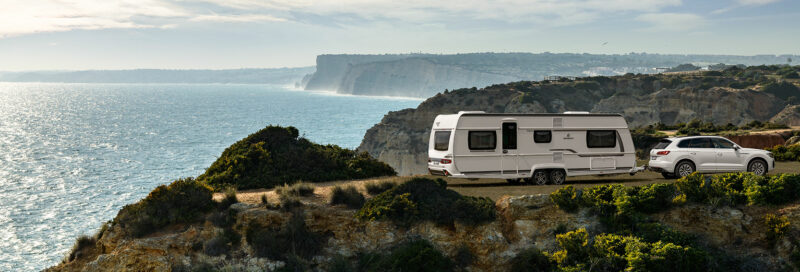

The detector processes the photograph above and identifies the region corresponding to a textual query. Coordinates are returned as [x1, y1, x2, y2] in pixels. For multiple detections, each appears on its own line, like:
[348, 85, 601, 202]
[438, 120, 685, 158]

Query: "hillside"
[359, 65, 800, 175]
[49, 174, 800, 271]
[0, 67, 314, 84]
[301, 53, 797, 98]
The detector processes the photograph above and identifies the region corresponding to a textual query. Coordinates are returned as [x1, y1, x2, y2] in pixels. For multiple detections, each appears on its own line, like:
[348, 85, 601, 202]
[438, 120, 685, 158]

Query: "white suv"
[648, 136, 775, 179]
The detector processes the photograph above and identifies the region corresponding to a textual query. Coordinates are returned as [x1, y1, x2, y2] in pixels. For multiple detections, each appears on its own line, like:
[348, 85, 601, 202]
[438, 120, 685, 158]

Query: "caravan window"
[533, 130, 552, 143]
[468, 131, 496, 150]
[586, 130, 616, 148]
[434, 131, 451, 151]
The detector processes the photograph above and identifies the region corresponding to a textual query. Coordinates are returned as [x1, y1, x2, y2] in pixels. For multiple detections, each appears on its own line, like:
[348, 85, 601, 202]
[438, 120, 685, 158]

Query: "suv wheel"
[674, 161, 695, 178]
[533, 170, 549, 185]
[550, 169, 566, 185]
[748, 159, 767, 176]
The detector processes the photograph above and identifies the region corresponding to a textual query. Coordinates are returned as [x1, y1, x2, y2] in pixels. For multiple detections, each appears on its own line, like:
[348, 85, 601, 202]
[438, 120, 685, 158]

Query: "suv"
[648, 136, 774, 179]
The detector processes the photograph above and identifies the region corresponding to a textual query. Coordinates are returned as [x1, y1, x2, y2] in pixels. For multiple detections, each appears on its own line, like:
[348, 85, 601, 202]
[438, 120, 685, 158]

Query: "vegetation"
[245, 211, 326, 261]
[330, 185, 366, 209]
[764, 213, 790, 243]
[66, 235, 97, 262]
[356, 178, 495, 227]
[766, 144, 800, 161]
[364, 180, 397, 195]
[112, 178, 214, 237]
[275, 182, 315, 197]
[357, 240, 454, 272]
[198, 125, 396, 190]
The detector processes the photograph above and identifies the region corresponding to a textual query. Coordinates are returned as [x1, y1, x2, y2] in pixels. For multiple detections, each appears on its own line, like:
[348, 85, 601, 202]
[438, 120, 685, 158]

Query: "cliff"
[48, 177, 800, 272]
[359, 66, 799, 175]
[303, 53, 798, 98]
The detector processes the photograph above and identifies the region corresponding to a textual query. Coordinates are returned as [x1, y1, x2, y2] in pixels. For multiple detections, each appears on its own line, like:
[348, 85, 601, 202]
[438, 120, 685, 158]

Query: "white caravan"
[427, 111, 643, 185]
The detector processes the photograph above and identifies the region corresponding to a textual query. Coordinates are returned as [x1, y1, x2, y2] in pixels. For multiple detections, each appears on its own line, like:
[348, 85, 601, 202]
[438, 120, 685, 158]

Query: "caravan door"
[501, 122, 519, 176]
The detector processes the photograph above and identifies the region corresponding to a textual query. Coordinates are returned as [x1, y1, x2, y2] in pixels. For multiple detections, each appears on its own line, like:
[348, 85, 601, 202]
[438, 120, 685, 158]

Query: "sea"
[0, 82, 421, 271]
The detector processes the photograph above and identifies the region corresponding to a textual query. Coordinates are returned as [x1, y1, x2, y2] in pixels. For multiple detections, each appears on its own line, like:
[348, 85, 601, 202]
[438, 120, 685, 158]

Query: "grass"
[275, 182, 315, 197]
[329, 185, 365, 209]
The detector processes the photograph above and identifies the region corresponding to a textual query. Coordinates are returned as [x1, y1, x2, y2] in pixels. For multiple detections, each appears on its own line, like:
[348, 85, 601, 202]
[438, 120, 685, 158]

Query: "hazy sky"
[0, 0, 797, 71]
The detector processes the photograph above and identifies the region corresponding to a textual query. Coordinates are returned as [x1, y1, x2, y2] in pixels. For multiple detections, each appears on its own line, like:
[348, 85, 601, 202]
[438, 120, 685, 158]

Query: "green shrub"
[551, 229, 707, 272]
[761, 81, 800, 100]
[245, 211, 325, 260]
[625, 183, 677, 214]
[279, 195, 304, 211]
[207, 208, 238, 228]
[634, 222, 695, 246]
[766, 144, 800, 161]
[276, 182, 315, 197]
[550, 185, 581, 213]
[744, 174, 799, 205]
[364, 181, 397, 195]
[707, 173, 752, 206]
[764, 213, 790, 243]
[66, 235, 96, 262]
[330, 185, 366, 209]
[203, 234, 231, 256]
[112, 178, 214, 237]
[356, 178, 495, 227]
[510, 248, 553, 272]
[675, 172, 708, 203]
[198, 125, 396, 190]
[582, 184, 623, 215]
[358, 240, 454, 272]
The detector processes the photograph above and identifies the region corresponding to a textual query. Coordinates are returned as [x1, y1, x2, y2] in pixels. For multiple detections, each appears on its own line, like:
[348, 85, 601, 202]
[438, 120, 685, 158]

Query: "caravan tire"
[533, 170, 549, 185]
[550, 169, 566, 185]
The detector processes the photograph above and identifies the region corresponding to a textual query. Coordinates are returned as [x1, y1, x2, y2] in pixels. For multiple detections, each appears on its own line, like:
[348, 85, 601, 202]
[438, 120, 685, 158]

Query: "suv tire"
[748, 159, 767, 176]
[674, 161, 695, 178]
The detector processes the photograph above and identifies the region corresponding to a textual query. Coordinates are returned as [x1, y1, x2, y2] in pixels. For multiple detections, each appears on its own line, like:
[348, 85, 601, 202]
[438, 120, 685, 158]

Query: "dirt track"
[216, 161, 800, 204]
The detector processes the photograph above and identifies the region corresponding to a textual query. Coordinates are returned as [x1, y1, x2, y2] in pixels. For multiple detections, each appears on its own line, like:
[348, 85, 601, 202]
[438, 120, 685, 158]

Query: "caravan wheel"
[550, 169, 566, 185]
[533, 170, 549, 185]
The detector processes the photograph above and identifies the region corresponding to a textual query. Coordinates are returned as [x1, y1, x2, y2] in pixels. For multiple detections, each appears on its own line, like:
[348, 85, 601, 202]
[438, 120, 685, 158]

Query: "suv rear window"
[653, 139, 671, 149]
[434, 131, 451, 151]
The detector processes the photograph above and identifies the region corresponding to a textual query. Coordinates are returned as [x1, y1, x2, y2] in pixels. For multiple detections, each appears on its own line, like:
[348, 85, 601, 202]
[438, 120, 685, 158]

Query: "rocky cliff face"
[770, 105, 800, 126]
[303, 53, 798, 98]
[48, 194, 800, 271]
[359, 70, 798, 175]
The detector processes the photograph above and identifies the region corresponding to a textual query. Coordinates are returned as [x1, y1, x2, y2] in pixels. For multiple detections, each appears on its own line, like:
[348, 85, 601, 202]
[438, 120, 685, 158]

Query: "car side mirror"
[733, 145, 741, 150]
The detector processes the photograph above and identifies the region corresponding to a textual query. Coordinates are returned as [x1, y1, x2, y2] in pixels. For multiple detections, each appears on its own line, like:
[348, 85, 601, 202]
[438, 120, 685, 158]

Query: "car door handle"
[690, 152, 696, 155]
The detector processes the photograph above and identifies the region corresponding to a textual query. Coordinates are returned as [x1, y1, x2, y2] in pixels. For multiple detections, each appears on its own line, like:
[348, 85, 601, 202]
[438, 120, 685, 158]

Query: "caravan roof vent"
[563, 111, 590, 114]
[458, 111, 485, 114]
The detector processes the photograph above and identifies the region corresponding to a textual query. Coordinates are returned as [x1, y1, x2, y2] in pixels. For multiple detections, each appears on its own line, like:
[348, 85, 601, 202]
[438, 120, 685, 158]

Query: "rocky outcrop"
[770, 105, 800, 126]
[49, 195, 800, 271]
[359, 72, 796, 175]
[303, 53, 798, 98]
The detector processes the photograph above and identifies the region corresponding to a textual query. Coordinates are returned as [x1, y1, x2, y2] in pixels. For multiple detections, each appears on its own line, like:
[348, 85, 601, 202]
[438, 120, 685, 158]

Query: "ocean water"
[0, 82, 421, 271]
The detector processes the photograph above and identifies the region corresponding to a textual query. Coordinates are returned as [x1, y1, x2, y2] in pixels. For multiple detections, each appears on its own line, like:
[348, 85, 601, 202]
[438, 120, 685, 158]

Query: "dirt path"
[215, 162, 800, 204]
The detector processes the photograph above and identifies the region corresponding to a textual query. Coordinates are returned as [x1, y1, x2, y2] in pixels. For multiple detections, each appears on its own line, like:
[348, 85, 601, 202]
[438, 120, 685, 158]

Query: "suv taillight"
[440, 159, 452, 164]
[656, 151, 670, 155]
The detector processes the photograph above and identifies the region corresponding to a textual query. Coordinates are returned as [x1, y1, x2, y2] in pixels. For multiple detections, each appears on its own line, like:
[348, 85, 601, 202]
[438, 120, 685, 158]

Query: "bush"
[330, 185, 366, 209]
[761, 81, 800, 100]
[203, 234, 232, 256]
[245, 211, 325, 260]
[358, 240, 454, 272]
[276, 182, 315, 197]
[356, 178, 495, 227]
[219, 186, 239, 209]
[364, 181, 397, 195]
[550, 185, 581, 213]
[764, 213, 790, 243]
[198, 125, 396, 190]
[66, 235, 96, 262]
[551, 229, 707, 272]
[635, 222, 695, 246]
[766, 144, 800, 161]
[510, 248, 553, 272]
[113, 178, 214, 237]
[675, 172, 708, 203]
[744, 174, 800, 205]
[279, 195, 304, 211]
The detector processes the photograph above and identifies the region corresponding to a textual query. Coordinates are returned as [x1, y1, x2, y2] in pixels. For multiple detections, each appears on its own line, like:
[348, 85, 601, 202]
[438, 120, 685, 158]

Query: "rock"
[786, 136, 800, 146]
[769, 105, 800, 126]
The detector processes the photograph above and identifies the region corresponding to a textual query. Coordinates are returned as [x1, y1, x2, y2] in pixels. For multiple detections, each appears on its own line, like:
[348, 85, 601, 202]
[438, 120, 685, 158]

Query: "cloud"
[713, 0, 781, 14]
[635, 13, 707, 32]
[0, 0, 685, 37]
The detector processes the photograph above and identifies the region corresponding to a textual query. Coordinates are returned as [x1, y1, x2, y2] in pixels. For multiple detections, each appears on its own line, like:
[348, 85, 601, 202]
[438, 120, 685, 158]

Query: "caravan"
[427, 111, 643, 185]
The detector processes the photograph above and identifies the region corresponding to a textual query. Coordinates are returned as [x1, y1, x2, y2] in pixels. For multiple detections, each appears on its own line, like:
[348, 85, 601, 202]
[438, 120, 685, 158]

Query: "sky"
[0, 0, 797, 71]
